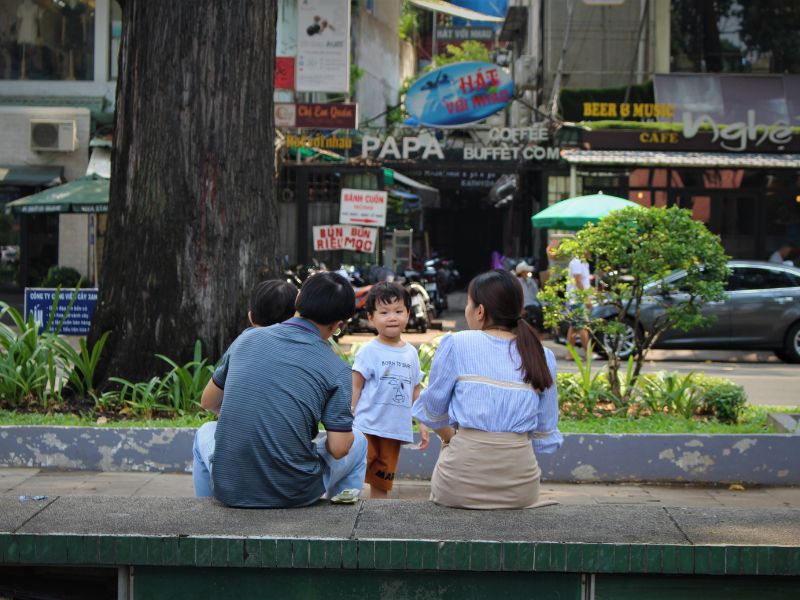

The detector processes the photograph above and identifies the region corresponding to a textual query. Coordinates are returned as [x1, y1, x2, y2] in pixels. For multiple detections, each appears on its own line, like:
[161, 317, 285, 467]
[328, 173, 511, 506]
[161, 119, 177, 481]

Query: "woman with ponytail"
[412, 269, 561, 509]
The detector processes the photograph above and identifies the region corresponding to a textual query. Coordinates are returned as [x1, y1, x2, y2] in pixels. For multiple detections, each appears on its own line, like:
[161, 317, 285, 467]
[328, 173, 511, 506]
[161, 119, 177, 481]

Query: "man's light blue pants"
[192, 421, 368, 501]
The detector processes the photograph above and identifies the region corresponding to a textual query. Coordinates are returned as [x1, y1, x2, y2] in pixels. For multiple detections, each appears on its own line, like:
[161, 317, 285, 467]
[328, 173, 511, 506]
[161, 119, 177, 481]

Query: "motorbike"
[401, 270, 434, 333]
[423, 257, 460, 315]
[337, 264, 375, 335]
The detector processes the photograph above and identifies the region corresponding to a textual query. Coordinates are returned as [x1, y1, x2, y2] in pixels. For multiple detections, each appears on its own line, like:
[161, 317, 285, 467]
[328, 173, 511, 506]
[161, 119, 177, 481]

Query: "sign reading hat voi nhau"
[339, 188, 387, 227]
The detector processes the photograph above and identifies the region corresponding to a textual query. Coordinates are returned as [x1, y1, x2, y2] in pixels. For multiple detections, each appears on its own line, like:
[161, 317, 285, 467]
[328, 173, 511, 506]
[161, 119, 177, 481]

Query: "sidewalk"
[3, 468, 799, 508]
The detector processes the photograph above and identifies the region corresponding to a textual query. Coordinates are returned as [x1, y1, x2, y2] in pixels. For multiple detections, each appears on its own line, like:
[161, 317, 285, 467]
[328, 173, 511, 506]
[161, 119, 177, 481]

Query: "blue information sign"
[24, 288, 99, 335]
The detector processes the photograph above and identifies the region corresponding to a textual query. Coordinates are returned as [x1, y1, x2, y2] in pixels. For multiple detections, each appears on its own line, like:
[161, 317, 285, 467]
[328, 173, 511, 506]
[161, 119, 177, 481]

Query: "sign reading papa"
[24, 288, 98, 335]
[313, 225, 377, 253]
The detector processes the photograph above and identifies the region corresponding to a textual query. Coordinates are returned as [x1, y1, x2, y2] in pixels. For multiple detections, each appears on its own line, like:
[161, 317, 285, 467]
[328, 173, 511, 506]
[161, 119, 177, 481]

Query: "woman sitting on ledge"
[412, 269, 562, 509]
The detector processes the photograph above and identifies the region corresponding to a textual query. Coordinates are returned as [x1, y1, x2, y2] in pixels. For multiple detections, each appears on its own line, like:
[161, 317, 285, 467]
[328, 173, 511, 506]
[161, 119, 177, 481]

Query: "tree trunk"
[89, 1, 279, 384]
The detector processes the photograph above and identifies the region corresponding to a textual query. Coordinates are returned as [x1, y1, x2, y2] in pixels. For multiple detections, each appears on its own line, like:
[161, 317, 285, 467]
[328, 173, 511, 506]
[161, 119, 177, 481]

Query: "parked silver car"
[592, 260, 800, 363]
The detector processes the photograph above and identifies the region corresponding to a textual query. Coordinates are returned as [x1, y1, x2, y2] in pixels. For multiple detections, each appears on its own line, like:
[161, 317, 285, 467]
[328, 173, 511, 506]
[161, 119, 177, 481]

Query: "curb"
[1, 426, 797, 485]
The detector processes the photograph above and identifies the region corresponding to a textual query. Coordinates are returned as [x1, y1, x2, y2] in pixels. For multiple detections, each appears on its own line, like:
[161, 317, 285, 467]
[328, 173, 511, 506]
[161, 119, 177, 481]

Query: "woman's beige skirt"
[430, 428, 541, 510]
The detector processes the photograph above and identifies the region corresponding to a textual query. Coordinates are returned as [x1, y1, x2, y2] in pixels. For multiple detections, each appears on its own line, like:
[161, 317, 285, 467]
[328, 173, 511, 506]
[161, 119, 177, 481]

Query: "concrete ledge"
[1, 497, 799, 577]
[2, 426, 798, 485]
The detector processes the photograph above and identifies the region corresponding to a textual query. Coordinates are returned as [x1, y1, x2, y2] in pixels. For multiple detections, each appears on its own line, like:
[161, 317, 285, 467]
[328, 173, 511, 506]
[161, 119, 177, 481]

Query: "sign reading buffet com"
[313, 224, 377, 253]
[339, 188, 387, 227]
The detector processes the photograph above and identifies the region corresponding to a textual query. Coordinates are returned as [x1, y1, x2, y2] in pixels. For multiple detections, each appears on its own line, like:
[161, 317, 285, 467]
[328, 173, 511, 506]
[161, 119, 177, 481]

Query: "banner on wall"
[313, 225, 377, 253]
[296, 0, 350, 93]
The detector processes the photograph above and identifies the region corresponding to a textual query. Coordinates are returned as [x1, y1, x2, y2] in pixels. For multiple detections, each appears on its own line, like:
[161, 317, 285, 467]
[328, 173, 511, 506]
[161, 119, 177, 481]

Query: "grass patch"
[0, 409, 214, 428]
[1, 405, 795, 434]
[560, 405, 793, 434]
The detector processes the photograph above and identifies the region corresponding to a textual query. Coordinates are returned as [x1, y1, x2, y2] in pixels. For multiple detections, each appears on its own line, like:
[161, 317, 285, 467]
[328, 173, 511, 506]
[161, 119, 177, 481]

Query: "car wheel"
[598, 319, 639, 359]
[780, 321, 800, 364]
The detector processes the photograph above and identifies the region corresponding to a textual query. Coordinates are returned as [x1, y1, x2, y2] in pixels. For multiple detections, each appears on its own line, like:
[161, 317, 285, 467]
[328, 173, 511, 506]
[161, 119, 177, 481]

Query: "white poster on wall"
[296, 0, 350, 93]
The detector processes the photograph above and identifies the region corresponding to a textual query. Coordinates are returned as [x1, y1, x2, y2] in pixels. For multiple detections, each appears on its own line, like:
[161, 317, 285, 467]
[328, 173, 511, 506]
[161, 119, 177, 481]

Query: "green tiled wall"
[1, 534, 799, 577]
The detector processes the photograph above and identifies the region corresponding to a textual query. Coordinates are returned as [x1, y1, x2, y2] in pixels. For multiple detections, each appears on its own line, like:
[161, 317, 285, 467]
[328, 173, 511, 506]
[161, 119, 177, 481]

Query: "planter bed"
[1, 426, 797, 485]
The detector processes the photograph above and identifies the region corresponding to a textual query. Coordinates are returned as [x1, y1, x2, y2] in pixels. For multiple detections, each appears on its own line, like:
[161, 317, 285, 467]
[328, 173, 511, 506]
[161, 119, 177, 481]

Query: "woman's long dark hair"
[468, 269, 553, 391]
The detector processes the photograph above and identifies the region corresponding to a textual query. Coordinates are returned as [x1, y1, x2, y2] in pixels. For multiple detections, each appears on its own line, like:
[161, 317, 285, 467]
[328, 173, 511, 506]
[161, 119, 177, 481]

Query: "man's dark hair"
[296, 272, 355, 324]
[249, 280, 298, 327]
[366, 281, 410, 314]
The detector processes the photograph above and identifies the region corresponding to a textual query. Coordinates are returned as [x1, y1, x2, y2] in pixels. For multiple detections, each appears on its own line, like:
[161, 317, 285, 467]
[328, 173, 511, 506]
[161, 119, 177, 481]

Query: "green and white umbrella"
[531, 192, 639, 230]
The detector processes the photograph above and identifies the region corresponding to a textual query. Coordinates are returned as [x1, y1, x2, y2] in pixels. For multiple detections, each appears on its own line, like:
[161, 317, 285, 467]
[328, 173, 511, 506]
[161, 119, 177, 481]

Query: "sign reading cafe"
[581, 102, 798, 152]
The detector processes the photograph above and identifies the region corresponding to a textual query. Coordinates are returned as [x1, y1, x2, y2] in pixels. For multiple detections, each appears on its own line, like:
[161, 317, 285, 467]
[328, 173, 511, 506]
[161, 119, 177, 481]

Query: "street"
[340, 291, 800, 407]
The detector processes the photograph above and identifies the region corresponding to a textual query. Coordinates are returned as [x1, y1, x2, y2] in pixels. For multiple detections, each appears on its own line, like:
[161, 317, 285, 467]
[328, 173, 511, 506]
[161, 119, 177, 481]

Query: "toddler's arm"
[351, 370, 366, 414]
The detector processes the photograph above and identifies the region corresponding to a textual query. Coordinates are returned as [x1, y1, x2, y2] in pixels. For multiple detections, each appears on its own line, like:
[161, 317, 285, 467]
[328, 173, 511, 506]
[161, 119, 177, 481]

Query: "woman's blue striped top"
[411, 330, 563, 455]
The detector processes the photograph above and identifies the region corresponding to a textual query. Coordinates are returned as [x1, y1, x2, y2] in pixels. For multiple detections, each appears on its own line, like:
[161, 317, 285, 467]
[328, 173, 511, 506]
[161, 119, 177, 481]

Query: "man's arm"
[325, 430, 354, 459]
[201, 379, 223, 414]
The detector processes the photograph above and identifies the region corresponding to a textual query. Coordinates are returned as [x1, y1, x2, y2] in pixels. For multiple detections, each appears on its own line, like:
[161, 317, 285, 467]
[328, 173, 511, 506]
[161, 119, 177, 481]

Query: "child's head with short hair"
[366, 282, 411, 342]
[248, 280, 298, 327]
[296, 271, 356, 325]
[366, 281, 411, 315]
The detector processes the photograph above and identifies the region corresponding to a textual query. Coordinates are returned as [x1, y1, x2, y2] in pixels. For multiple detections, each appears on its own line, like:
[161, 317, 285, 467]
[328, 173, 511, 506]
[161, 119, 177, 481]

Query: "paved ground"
[3, 468, 799, 509]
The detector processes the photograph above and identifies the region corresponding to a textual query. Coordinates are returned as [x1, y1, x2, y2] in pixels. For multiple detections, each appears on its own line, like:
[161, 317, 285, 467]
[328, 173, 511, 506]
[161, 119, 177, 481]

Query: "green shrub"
[39, 266, 82, 288]
[695, 377, 747, 423]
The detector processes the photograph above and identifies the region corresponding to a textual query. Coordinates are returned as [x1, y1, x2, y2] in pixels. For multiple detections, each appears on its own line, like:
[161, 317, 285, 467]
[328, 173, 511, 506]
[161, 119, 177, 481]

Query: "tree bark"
[89, 1, 279, 384]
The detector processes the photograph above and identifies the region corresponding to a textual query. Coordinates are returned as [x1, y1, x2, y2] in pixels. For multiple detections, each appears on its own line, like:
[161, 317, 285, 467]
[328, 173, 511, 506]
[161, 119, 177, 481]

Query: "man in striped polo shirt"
[193, 272, 367, 508]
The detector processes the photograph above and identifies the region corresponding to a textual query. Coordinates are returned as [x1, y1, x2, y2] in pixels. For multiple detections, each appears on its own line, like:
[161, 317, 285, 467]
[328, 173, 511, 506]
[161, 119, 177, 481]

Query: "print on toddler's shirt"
[378, 361, 413, 407]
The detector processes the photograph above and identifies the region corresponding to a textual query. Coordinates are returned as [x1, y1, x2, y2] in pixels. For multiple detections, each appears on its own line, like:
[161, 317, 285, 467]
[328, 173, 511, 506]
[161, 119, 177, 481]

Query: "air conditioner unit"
[30, 120, 77, 152]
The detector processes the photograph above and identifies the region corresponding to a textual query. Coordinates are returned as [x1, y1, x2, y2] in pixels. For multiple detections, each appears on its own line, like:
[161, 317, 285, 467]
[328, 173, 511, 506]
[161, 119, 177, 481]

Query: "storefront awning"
[0, 165, 64, 188]
[408, 0, 505, 22]
[5, 175, 109, 214]
[388, 170, 441, 208]
[561, 149, 800, 169]
[388, 188, 422, 211]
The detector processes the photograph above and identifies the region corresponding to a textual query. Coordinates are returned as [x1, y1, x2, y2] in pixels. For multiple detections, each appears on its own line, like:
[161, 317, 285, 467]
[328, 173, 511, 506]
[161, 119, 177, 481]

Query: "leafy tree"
[88, 1, 279, 384]
[736, 1, 800, 73]
[539, 207, 729, 403]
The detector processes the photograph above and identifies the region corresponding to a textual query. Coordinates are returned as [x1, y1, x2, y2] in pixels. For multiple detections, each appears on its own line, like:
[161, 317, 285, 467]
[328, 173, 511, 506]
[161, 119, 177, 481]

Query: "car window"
[728, 267, 800, 291]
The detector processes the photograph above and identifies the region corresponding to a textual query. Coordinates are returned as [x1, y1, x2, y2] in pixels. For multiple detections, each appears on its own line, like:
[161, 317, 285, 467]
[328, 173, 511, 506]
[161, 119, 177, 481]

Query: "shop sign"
[286, 133, 353, 150]
[275, 57, 295, 90]
[582, 102, 674, 119]
[361, 126, 559, 162]
[405, 61, 514, 127]
[24, 287, 98, 336]
[682, 109, 794, 152]
[296, 102, 357, 129]
[581, 102, 798, 152]
[275, 103, 297, 128]
[296, 0, 350, 93]
[339, 188, 387, 227]
[435, 26, 494, 41]
[313, 224, 377, 253]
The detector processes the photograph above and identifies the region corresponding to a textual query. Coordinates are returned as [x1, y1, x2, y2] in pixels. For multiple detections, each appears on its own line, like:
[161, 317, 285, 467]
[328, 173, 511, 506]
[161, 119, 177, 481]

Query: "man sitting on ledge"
[192, 272, 367, 508]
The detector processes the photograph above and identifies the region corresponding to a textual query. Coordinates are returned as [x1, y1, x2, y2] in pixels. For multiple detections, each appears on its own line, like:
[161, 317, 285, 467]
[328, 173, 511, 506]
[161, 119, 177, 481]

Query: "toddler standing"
[351, 282, 428, 498]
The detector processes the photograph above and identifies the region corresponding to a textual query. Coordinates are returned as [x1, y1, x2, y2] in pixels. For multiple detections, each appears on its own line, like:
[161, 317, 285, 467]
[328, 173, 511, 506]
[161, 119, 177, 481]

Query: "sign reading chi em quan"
[339, 188, 387, 227]
[313, 224, 377, 253]
[405, 61, 514, 127]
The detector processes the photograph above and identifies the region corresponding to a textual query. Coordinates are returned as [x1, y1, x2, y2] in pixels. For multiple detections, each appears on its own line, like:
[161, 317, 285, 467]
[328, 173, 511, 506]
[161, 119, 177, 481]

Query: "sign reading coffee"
[361, 126, 560, 162]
